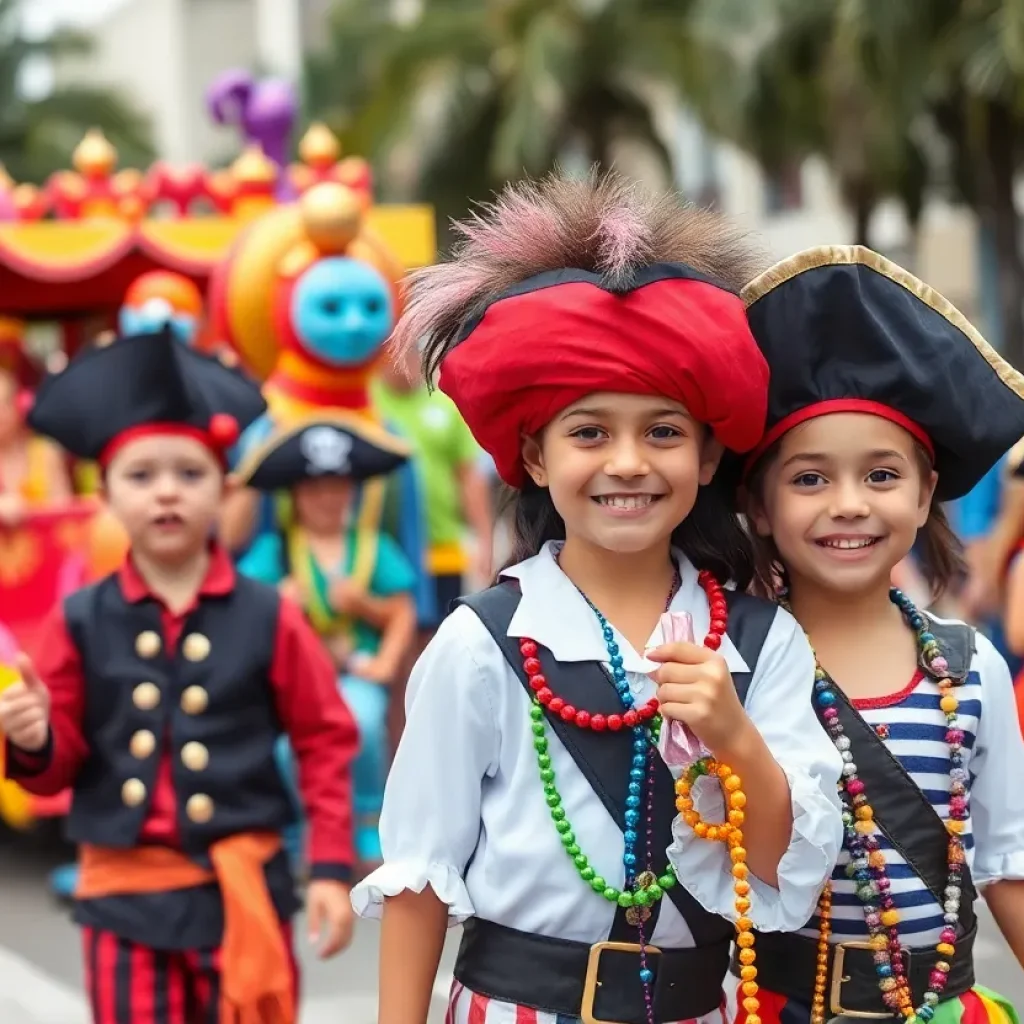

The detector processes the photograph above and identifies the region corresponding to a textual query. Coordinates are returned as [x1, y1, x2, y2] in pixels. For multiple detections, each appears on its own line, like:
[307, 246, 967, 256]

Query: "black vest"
[63, 573, 294, 858]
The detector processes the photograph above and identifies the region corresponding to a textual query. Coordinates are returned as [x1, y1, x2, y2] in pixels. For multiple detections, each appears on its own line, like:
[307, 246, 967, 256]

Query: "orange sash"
[77, 832, 295, 1024]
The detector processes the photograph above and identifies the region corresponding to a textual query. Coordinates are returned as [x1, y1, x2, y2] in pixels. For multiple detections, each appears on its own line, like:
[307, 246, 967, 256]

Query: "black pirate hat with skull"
[235, 411, 411, 491]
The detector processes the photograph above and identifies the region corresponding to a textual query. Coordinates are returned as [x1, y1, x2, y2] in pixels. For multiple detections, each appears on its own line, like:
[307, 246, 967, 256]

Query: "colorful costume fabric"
[371, 379, 482, 622]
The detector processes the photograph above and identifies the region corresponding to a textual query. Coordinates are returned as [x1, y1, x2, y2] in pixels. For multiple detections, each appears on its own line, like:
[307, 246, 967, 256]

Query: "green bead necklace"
[529, 700, 678, 908]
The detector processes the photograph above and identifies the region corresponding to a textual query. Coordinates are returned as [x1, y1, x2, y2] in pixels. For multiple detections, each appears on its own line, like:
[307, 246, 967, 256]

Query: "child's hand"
[306, 879, 354, 958]
[0, 654, 50, 752]
[330, 579, 369, 617]
[647, 643, 745, 757]
[278, 577, 302, 605]
[354, 656, 394, 684]
[325, 633, 352, 670]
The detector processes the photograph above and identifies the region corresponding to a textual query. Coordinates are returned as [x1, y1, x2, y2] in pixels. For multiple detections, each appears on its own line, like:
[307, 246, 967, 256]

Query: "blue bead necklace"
[569, 556, 680, 1018]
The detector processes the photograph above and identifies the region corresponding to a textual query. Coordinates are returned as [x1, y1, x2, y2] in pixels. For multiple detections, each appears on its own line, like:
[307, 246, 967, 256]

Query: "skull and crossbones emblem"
[300, 426, 352, 475]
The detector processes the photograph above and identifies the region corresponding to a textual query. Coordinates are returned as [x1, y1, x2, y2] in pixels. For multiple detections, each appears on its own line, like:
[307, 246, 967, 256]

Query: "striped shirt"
[800, 659, 982, 946]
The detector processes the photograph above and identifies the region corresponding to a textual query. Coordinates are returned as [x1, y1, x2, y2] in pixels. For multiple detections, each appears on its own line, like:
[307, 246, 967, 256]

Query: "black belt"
[455, 917, 731, 1024]
[733, 927, 977, 1018]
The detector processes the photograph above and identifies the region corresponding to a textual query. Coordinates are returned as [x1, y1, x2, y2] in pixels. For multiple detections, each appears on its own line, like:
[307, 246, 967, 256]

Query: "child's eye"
[179, 466, 207, 482]
[867, 468, 898, 484]
[570, 426, 606, 442]
[127, 469, 150, 483]
[648, 424, 682, 440]
[792, 472, 825, 487]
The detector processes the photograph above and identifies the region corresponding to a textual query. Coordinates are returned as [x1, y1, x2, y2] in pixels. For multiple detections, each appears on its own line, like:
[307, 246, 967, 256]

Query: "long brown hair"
[745, 438, 965, 601]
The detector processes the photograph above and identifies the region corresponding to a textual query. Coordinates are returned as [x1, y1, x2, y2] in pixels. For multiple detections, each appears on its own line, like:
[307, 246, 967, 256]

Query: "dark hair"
[500, 475, 756, 589]
[745, 439, 966, 602]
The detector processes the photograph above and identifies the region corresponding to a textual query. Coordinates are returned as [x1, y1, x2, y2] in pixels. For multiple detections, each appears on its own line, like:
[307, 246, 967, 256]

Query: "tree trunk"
[853, 195, 874, 249]
[842, 175, 875, 249]
[981, 100, 1024, 368]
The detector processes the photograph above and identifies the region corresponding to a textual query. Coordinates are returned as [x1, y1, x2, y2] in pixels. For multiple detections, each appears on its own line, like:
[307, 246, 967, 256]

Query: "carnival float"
[0, 70, 436, 836]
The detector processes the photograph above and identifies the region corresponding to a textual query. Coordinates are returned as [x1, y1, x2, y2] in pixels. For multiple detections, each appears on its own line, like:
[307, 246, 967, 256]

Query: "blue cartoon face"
[119, 299, 197, 346]
[291, 258, 394, 367]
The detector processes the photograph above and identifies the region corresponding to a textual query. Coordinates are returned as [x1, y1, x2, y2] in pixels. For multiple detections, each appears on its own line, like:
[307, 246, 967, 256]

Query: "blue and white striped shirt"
[799, 622, 1024, 947]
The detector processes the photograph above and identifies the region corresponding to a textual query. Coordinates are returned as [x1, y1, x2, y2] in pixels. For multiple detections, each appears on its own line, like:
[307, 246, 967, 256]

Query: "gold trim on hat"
[741, 244, 1024, 401]
[233, 409, 411, 486]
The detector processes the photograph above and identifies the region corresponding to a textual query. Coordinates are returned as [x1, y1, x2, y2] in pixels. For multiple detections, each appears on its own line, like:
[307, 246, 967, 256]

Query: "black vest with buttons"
[63, 573, 294, 858]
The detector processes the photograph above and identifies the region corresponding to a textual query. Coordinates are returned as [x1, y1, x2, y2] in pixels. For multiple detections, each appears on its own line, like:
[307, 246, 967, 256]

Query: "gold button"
[180, 685, 209, 715]
[186, 793, 214, 823]
[121, 778, 147, 807]
[135, 631, 161, 659]
[181, 741, 209, 772]
[182, 633, 211, 662]
[129, 730, 156, 759]
[132, 682, 160, 711]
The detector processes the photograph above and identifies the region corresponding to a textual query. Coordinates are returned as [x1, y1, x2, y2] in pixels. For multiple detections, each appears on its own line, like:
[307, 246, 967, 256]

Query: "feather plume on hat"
[390, 169, 766, 382]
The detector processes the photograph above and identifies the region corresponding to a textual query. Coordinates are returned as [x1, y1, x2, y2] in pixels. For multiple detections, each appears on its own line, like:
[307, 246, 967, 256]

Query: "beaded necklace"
[799, 589, 966, 1024]
[519, 554, 750, 1024]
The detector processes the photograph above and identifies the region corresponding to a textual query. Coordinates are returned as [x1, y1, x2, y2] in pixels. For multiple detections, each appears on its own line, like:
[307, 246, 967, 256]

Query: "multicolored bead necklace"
[802, 589, 967, 1024]
[519, 557, 731, 1021]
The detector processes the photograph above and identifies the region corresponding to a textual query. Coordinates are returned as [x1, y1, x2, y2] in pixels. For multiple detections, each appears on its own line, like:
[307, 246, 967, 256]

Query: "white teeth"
[821, 538, 877, 549]
[597, 495, 654, 509]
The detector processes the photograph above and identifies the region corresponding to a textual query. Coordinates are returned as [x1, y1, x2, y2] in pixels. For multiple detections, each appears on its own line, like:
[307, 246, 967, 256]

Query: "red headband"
[99, 414, 240, 469]
[742, 398, 935, 477]
[439, 276, 768, 487]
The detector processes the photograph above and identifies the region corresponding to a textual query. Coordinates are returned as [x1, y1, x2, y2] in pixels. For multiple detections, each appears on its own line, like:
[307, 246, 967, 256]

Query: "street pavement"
[0, 822, 1020, 1023]
[0, 823, 458, 1023]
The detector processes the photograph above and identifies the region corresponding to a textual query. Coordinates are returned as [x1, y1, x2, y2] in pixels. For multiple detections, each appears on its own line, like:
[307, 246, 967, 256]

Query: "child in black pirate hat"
[739, 246, 1024, 1024]
[236, 412, 416, 870]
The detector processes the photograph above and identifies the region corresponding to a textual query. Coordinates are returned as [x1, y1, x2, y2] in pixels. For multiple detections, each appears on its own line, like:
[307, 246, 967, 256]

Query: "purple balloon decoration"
[206, 69, 298, 199]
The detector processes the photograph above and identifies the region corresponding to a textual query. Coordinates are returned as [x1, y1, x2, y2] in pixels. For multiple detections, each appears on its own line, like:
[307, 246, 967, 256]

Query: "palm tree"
[691, 0, 941, 249]
[0, 0, 153, 183]
[928, 0, 1024, 366]
[694, 0, 1024, 364]
[304, 0, 719, 231]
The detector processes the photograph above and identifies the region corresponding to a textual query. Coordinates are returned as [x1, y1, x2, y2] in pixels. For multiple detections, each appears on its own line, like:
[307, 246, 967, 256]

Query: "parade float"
[0, 72, 436, 834]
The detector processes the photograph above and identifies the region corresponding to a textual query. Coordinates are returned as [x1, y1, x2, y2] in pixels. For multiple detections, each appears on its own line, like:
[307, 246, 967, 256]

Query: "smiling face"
[291, 257, 394, 367]
[104, 435, 224, 565]
[522, 391, 722, 556]
[750, 412, 936, 598]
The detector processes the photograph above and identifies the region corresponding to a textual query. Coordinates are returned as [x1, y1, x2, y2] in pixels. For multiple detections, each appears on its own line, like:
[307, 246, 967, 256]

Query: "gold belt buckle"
[581, 941, 663, 1024]
[830, 941, 910, 1019]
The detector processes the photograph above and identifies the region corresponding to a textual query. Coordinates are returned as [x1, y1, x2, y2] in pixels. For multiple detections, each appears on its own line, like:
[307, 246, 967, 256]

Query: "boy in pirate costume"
[0, 328, 358, 1024]
[236, 413, 417, 869]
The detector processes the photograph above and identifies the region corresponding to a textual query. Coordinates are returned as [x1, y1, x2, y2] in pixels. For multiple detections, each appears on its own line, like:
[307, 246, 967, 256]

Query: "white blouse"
[352, 542, 844, 948]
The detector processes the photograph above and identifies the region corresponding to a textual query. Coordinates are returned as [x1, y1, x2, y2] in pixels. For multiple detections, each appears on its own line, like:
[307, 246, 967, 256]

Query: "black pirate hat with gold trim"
[235, 411, 410, 491]
[741, 245, 1024, 500]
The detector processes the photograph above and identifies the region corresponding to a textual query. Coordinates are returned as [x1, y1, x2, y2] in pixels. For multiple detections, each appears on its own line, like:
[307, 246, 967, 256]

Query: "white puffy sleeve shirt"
[351, 542, 844, 946]
[963, 630, 1024, 886]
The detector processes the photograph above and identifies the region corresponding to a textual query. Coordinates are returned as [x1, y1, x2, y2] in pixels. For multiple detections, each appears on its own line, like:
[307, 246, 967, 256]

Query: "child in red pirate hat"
[0, 327, 358, 1024]
[352, 172, 844, 1024]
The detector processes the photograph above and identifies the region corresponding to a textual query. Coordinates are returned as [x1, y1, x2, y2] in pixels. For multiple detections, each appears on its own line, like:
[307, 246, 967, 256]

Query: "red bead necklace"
[519, 567, 729, 733]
